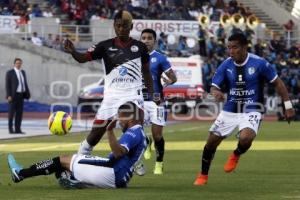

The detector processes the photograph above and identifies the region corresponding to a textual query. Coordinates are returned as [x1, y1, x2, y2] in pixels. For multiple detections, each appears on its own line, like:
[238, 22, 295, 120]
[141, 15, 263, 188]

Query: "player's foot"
[193, 173, 208, 186]
[153, 161, 163, 175]
[134, 162, 146, 176]
[144, 136, 152, 160]
[77, 140, 93, 155]
[57, 171, 85, 189]
[7, 154, 23, 183]
[224, 153, 240, 173]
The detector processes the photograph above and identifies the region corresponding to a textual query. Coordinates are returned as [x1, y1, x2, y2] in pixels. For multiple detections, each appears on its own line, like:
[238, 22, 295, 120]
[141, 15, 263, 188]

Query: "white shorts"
[143, 101, 166, 126]
[209, 111, 262, 137]
[95, 95, 144, 120]
[70, 154, 116, 188]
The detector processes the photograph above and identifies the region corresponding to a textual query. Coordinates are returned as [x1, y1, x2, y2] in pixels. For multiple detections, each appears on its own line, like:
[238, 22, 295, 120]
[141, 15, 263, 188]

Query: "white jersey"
[86, 37, 149, 98]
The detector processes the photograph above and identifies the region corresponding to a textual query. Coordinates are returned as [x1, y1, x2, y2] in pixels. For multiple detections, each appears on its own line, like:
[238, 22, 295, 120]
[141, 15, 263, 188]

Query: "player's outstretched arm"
[272, 78, 295, 123]
[63, 39, 90, 63]
[210, 86, 225, 102]
[106, 120, 127, 158]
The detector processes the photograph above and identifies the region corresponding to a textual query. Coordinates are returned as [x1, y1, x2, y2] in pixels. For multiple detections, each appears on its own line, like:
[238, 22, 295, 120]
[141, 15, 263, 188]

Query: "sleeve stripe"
[212, 83, 221, 89]
[120, 144, 129, 152]
[270, 75, 278, 83]
[164, 68, 172, 73]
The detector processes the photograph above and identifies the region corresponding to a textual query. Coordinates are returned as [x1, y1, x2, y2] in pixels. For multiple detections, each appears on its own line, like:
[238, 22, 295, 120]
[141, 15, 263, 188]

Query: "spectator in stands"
[290, 74, 300, 95]
[269, 35, 281, 54]
[43, 7, 53, 18]
[176, 36, 189, 57]
[31, 32, 42, 46]
[1, 6, 12, 15]
[207, 37, 217, 58]
[198, 25, 207, 57]
[158, 32, 168, 55]
[216, 24, 226, 43]
[31, 4, 43, 17]
[44, 33, 54, 48]
[254, 38, 265, 57]
[52, 35, 62, 50]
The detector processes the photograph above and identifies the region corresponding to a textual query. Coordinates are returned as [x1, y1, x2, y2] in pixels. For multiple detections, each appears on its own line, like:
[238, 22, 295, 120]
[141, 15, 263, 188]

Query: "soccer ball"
[48, 111, 72, 135]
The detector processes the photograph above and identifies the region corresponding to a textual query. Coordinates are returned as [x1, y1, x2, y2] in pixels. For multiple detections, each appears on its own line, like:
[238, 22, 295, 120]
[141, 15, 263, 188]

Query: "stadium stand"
[1, 0, 299, 118]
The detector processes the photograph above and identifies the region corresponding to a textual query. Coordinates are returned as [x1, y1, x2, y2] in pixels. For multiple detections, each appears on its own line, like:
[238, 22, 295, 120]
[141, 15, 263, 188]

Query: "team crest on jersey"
[248, 67, 256, 75]
[119, 66, 128, 76]
[131, 45, 139, 52]
[151, 57, 157, 63]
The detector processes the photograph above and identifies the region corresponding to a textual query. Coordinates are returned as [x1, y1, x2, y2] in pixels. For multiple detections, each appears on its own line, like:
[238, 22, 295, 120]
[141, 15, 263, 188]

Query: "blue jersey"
[212, 53, 278, 113]
[143, 50, 171, 100]
[108, 125, 146, 187]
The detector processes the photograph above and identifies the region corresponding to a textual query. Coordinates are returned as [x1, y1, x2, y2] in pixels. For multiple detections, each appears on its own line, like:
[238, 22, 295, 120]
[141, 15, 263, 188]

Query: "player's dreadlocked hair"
[114, 10, 133, 25]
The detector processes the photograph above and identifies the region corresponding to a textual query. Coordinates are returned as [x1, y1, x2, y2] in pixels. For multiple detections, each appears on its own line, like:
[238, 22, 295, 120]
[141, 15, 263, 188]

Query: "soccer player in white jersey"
[63, 10, 153, 155]
[134, 29, 177, 175]
[194, 33, 295, 186]
[8, 102, 147, 188]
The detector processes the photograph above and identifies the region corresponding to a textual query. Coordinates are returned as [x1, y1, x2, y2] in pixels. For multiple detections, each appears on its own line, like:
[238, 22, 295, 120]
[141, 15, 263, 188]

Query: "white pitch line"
[13, 143, 79, 152]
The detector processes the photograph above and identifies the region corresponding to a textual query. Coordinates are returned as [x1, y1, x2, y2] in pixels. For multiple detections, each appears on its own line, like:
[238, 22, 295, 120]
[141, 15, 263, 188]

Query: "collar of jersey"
[128, 124, 142, 130]
[233, 53, 249, 66]
[149, 50, 156, 55]
[114, 37, 133, 48]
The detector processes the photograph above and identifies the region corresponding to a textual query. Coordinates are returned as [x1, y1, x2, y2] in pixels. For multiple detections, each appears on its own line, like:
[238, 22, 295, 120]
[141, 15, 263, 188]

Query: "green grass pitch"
[0, 121, 299, 200]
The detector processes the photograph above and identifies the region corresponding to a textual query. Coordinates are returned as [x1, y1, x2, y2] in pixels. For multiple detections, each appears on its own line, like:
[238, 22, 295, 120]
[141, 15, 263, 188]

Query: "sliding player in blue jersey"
[8, 102, 147, 188]
[135, 29, 177, 175]
[194, 33, 295, 186]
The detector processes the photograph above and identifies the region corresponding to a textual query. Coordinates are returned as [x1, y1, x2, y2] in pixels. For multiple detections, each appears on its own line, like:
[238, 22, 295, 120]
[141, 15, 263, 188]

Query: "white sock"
[78, 139, 93, 155]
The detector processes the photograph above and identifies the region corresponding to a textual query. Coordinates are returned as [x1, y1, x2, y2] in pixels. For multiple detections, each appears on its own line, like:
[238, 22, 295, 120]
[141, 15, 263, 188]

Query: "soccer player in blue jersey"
[135, 28, 177, 175]
[8, 102, 147, 188]
[194, 33, 295, 186]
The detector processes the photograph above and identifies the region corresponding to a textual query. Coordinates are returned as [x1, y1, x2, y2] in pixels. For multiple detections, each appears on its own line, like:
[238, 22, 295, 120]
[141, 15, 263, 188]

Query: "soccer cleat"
[77, 141, 93, 155]
[134, 162, 146, 176]
[224, 153, 240, 173]
[7, 154, 24, 183]
[193, 173, 208, 186]
[153, 162, 163, 175]
[144, 136, 152, 160]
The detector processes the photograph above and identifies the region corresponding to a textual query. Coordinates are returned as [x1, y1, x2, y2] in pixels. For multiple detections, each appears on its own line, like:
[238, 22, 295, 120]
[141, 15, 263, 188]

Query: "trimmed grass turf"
[0, 121, 299, 200]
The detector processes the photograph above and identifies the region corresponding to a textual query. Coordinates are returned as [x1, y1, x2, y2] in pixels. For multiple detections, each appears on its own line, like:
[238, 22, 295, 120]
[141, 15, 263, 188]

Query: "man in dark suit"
[5, 58, 30, 134]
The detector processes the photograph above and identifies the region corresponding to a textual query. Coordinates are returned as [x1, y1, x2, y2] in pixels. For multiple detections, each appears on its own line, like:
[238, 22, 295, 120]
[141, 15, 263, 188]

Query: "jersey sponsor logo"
[111, 77, 135, 83]
[108, 47, 118, 51]
[229, 89, 255, 96]
[130, 45, 139, 52]
[248, 67, 256, 75]
[119, 66, 128, 76]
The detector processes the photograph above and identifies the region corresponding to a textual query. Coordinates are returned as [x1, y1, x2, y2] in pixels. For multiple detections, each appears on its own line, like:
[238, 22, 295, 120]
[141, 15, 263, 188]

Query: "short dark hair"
[228, 33, 248, 46]
[141, 29, 157, 40]
[118, 101, 139, 120]
[14, 58, 22, 64]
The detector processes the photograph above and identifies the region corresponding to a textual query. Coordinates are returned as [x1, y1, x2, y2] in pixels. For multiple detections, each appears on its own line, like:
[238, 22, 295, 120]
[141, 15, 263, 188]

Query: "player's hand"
[7, 96, 12, 102]
[63, 39, 75, 54]
[106, 119, 117, 131]
[211, 90, 225, 102]
[285, 108, 295, 124]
